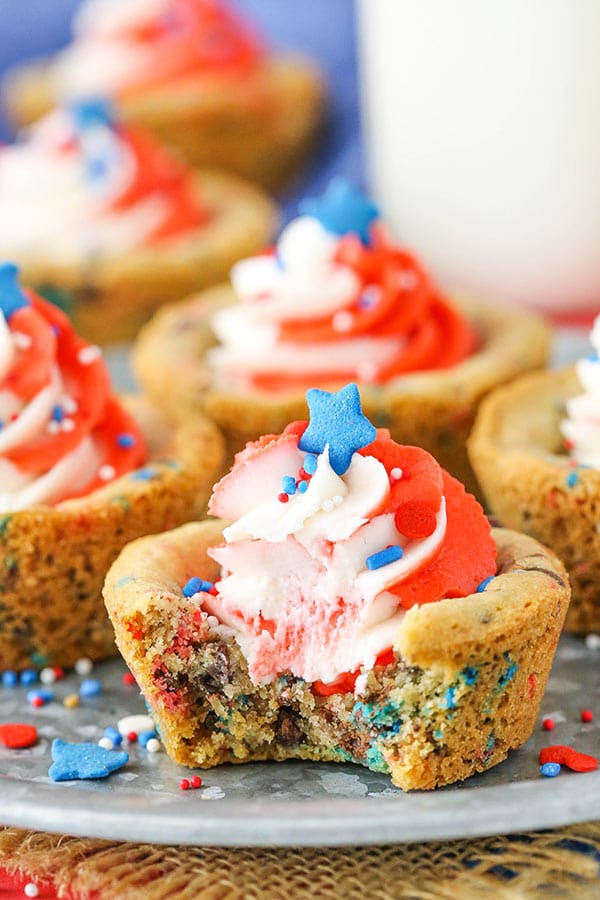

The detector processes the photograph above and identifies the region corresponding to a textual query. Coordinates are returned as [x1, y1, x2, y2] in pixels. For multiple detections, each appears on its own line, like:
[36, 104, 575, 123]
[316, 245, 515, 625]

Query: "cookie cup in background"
[469, 366, 600, 635]
[0, 399, 224, 672]
[23, 171, 277, 345]
[104, 522, 569, 791]
[133, 288, 550, 497]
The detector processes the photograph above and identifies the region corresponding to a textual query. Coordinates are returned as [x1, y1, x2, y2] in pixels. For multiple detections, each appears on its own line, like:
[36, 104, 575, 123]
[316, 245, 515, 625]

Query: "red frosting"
[249, 227, 479, 392]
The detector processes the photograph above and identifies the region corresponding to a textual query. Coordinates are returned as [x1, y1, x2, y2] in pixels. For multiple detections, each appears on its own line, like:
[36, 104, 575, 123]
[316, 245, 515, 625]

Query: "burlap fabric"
[2, 823, 600, 898]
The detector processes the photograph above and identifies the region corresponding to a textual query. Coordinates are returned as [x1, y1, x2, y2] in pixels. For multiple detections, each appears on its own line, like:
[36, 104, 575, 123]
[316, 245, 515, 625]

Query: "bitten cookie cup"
[0, 398, 224, 672]
[4, 56, 325, 193]
[22, 172, 277, 345]
[133, 288, 550, 497]
[469, 367, 600, 635]
[104, 521, 569, 791]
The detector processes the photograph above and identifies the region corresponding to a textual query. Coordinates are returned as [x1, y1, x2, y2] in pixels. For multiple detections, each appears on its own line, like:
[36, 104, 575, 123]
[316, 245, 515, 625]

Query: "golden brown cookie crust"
[104, 522, 569, 791]
[12, 171, 277, 344]
[0, 398, 224, 671]
[133, 288, 551, 496]
[3, 56, 326, 192]
[469, 365, 600, 634]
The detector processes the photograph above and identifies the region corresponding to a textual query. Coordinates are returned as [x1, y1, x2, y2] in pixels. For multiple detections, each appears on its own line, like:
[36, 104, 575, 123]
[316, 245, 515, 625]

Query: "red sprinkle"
[277, 493, 289, 503]
[122, 672, 136, 686]
[540, 745, 599, 773]
[0, 723, 38, 749]
[581, 709, 594, 723]
[190, 775, 203, 788]
[528, 673, 536, 699]
[31, 697, 44, 708]
[394, 500, 437, 539]
[127, 731, 138, 743]
[180, 778, 190, 790]
[542, 718, 555, 731]
[52, 667, 64, 680]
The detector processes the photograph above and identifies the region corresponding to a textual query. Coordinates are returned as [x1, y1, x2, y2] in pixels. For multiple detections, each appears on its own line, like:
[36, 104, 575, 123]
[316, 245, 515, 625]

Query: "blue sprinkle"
[443, 686, 457, 710]
[2, 670, 18, 687]
[462, 666, 478, 686]
[588, 352, 599, 362]
[0, 262, 30, 320]
[130, 468, 157, 482]
[282, 475, 297, 495]
[49, 738, 128, 782]
[541, 762, 561, 778]
[79, 678, 102, 699]
[138, 729, 158, 747]
[51, 324, 61, 336]
[300, 178, 379, 246]
[116, 433, 136, 449]
[103, 726, 122, 746]
[182, 576, 213, 597]
[115, 575, 136, 589]
[51, 405, 64, 423]
[70, 99, 114, 132]
[27, 688, 53, 704]
[433, 729, 444, 740]
[366, 545, 403, 570]
[566, 471, 579, 488]
[477, 576, 494, 593]
[20, 669, 38, 686]
[297, 480, 309, 494]
[299, 384, 376, 476]
[0, 419, 5, 430]
[303, 453, 318, 475]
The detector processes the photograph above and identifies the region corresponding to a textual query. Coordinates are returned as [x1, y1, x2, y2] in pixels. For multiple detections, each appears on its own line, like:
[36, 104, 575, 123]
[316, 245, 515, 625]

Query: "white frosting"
[208, 215, 406, 387]
[560, 315, 600, 468]
[0, 111, 170, 265]
[205, 441, 447, 684]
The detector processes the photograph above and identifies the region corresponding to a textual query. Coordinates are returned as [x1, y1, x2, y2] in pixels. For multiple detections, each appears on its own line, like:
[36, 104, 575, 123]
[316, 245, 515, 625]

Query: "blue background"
[0, 0, 364, 215]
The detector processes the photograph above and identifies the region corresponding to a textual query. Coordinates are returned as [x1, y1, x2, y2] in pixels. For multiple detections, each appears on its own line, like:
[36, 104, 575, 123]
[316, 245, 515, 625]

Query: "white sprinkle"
[99, 464, 116, 482]
[354, 673, 368, 696]
[356, 361, 378, 382]
[24, 884, 39, 899]
[61, 417, 75, 432]
[397, 270, 419, 291]
[333, 495, 344, 507]
[390, 467, 403, 481]
[62, 395, 78, 414]
[322, 499, 335, 512]
[586, 633, 600, 649]
[78, 345, 101, 365]
[74, 657, 93, 676]
[146, 738, 161, 753]
[118, 714, 154, 737]
[13, 331, 32, 350]
[206, 615, 220, 629]
[98, 737, 114, 751]
[46, 420, 60, 435]
[40, 667, 56, 685]
[332, 310, 354, 333]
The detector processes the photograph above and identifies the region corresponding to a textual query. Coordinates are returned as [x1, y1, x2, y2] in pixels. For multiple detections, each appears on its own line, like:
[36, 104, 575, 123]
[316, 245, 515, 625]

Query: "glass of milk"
[357, 0, 600, 315]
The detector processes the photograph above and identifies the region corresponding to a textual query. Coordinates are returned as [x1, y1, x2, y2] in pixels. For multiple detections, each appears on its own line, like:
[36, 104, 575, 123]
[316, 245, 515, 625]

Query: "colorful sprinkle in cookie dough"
[105, 384, 571, 791]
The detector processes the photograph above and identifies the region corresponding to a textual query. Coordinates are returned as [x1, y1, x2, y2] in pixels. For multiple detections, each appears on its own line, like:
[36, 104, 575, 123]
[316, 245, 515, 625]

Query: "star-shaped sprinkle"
[299, 383, 376, 476]
[70, 98, 115, 133]
[48, 738, 128, 782]
[299, 178, 379, 246]
[0, 262, 30, 321]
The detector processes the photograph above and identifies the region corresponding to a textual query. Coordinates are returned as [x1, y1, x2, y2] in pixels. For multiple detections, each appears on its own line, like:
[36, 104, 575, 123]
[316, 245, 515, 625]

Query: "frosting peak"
[208, 180, 478, 392]
[0, 264, 146, 510]
[560, 315, 600, 468]
[201, 385, 496, 687]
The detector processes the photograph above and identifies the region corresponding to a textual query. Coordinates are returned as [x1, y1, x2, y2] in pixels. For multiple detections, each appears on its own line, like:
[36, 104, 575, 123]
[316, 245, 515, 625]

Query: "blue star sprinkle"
[48, 738, 128, 782]
[0, 262, 30, 321]
[299, 383, 376, 476]
[70, 98, 115, 133]
[299, 178, 379, 246]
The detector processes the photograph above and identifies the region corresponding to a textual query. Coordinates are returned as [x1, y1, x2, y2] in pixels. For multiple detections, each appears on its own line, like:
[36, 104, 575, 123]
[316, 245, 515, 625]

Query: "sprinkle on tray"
[541, 762, 561, 778]
[581, 710, 594, 723]
[0, 722, 38, 749]
[48, 738, 129, 782]
[79, 678, 102, 699]
[540, 745, 599, 773]
[74, 658, 93, 676]
[180, 775, 203, 791]
[542, 717, 555, 731]
[122, 672, 136, 687]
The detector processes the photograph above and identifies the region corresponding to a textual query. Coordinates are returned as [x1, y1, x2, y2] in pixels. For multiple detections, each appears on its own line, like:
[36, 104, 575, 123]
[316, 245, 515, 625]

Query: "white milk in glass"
[358, 0, 600, 314]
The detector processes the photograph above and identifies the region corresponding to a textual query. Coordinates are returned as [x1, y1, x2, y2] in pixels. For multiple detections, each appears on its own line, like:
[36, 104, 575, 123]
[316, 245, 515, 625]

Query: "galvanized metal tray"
[1, 634, 599, 847]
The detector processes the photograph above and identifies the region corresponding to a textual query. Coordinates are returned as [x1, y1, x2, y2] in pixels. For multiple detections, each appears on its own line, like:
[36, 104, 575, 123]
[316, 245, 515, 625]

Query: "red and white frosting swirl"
[53, 0, 263, 100]
[0, 266, 146, 511]
[208, 212, 478, 392]
[0, 106, 206, 265]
